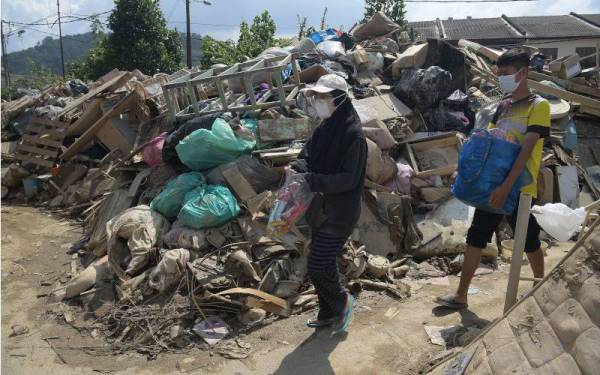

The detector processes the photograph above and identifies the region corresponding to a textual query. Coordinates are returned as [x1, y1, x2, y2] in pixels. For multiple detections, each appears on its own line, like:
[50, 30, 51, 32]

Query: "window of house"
[575, 47, 598, 68]
[538, 48, 558, 61]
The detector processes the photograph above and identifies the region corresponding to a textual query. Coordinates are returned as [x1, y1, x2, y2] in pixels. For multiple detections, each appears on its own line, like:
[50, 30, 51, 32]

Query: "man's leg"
[436, 209, 502, 307]
[454, 245, 484, 304]
[526, 248, 544, 281]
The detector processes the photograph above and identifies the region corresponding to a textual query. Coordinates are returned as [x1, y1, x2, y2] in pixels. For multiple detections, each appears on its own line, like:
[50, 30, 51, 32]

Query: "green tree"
[240, 11, 276, 57]
[102, 0, 182, 74]
[72, 0, 183, 79]
[199, 36, 238, 68]
[363, 0, 407, 28]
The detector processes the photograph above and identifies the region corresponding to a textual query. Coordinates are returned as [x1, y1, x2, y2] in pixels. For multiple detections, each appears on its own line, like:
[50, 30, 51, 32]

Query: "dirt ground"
[1, 205, 571, 375]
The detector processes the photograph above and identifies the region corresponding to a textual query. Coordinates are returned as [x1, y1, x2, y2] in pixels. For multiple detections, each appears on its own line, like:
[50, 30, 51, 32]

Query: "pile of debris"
[2, 11, 599, 359]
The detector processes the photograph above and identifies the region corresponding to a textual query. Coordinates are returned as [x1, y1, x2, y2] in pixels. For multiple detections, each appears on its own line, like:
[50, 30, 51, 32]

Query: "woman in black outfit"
[290, 74, 368, 334]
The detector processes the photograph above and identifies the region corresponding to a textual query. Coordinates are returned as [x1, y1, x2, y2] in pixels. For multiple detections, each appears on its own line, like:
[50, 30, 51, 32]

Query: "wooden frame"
[14, 116, 68, 169]
[406, 133, 461, 178]
[161, 54, 302, 123]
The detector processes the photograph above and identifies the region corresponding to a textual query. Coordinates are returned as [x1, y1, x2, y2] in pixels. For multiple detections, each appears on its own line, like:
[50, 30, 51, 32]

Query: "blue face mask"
[498, 69, 523, 94]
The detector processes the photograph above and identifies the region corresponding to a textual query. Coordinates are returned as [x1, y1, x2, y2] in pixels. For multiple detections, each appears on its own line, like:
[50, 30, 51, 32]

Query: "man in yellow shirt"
[436, 49, 550, 309]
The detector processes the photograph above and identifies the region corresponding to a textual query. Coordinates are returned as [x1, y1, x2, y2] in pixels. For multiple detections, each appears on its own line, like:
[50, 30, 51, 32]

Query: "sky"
[2, 0, 600, 53]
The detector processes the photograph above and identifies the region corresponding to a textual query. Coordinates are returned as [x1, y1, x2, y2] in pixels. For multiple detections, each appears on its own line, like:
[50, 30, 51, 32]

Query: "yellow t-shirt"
[488, 94, 551, 198]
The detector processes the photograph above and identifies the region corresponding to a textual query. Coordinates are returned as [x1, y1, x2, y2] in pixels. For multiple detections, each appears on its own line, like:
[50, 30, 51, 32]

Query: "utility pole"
[1, 20, 10, 87]
[56, 0, 66, 78]
[185, 0, 192, 69]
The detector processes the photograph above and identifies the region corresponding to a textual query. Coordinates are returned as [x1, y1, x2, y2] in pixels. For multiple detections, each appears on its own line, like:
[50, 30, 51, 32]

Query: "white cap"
[301, 74, 349, 95]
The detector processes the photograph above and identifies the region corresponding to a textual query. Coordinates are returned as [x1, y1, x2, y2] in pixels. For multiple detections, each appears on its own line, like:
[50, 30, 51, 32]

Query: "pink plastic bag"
[143, 132, 167, 167]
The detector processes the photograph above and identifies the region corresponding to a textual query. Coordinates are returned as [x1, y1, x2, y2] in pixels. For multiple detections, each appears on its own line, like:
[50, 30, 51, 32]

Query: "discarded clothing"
[307, 230, 348, 320]
[106, 205, 170, 277]
[149, 248, 190, 292]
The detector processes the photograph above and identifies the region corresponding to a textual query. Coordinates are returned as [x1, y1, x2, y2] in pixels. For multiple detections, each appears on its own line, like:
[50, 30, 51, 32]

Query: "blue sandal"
[332, 294, 354, 335]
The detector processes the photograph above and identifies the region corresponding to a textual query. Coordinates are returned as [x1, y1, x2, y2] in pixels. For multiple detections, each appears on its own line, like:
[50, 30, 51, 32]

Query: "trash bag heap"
[2, 11, 600, 359]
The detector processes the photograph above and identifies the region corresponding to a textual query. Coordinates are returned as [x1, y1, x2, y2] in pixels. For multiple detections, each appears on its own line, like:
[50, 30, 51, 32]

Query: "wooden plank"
[528, 71, 600, 99]
[528, 79, 600, 109]
[13, 153, 55, 168]
[258, 118, 317, 142]
[21, 135, 63, 148]
[222, 166, 257, 202]
[24, 124, 65, 139]
[29, 117, 69, 129]
[61, 92, 138, 160]
[16, 144, 59, 157]
[353, 94, 412, 124]
[66, 99, 103, 137]
[406, 134, 460, 178]
[58, 71, 130, 118]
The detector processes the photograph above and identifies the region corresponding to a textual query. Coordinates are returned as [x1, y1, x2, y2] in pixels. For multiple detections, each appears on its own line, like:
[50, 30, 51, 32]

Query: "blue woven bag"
[452, 129, 525, 215]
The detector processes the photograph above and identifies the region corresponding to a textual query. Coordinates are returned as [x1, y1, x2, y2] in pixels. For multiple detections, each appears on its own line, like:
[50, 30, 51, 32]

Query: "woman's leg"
[307, 231, 348, 321]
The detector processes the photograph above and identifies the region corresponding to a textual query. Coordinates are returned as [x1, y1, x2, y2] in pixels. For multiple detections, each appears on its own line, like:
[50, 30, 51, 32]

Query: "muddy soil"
[1, 205, 569, 374]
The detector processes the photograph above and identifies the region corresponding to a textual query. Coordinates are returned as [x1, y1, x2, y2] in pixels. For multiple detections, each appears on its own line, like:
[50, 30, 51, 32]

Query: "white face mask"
[309, 93, 346, 120]
[498, 69, 523, 94]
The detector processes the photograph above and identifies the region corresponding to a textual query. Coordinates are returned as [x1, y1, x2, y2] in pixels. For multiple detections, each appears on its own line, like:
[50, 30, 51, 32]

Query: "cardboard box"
[392, 43, 428, 78]
[549, 54, 582, 79]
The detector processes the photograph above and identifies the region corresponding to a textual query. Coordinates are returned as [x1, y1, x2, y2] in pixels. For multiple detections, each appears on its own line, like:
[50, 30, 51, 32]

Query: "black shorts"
[466, 201, 542, 253]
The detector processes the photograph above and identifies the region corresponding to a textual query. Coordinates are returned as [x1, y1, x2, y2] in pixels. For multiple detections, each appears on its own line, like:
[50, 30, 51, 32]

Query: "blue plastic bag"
[309, 29, 340, 44]
[178, 185, 240, 229]
[150, 172, 205, 219]
[176, 118, 256, 171]
[452, 129, 524, 215]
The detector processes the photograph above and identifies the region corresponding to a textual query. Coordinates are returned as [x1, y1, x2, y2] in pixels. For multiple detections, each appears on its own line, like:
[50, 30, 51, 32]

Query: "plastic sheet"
[532, 203, 586, 241]
[176, 118, 256, 171]
[267, 172, 314, 237]
[452, 129, 524, 215]
[178, 185, 240, 230]
[317, 40, 346, 58]
[150, 172, 206, 219]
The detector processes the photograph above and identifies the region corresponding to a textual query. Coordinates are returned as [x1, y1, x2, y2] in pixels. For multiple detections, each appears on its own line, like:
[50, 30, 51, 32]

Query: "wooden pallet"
[14, 116, 68, 169]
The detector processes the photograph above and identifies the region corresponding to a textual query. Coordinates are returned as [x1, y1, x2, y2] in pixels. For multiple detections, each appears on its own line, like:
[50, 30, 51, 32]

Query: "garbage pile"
[2, 11, 600, 359]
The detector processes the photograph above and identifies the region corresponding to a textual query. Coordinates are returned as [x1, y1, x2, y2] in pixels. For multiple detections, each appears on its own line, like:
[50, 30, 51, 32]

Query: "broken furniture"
[14, 116, 69, 169]
[406, 133, 461, 178]
[161, 54, 302, 123]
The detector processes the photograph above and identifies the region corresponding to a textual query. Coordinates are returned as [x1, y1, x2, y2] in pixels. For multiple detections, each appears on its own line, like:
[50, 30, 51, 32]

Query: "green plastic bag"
[178, 185, 240, 229]
[176, 118, 256, 171]
[150, 172, 205, 219]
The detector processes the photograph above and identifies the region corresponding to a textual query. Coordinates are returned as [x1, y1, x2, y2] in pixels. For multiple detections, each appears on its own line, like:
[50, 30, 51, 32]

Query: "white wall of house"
[525, 38, 600, 65]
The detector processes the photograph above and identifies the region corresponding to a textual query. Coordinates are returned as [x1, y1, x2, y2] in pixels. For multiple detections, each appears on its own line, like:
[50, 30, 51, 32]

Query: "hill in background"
[4, 32, 204, 77]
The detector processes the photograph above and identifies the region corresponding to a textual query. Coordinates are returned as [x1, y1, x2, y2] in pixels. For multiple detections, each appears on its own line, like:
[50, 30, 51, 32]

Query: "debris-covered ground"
[1, 205, 574, 374]
[2, 10, 599, 375]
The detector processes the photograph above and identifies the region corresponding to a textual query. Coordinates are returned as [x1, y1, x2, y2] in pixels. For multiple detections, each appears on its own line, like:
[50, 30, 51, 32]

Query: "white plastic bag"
[531, 203, 586, 241]
[317, 41, 346, 58]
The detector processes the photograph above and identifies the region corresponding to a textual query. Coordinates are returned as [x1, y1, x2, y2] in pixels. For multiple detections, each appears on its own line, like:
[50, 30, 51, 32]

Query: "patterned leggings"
[307, 230, 348, 320]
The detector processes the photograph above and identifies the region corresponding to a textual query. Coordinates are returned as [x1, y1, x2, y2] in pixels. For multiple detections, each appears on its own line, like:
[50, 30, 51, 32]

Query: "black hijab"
[308, 90, 363, 174]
